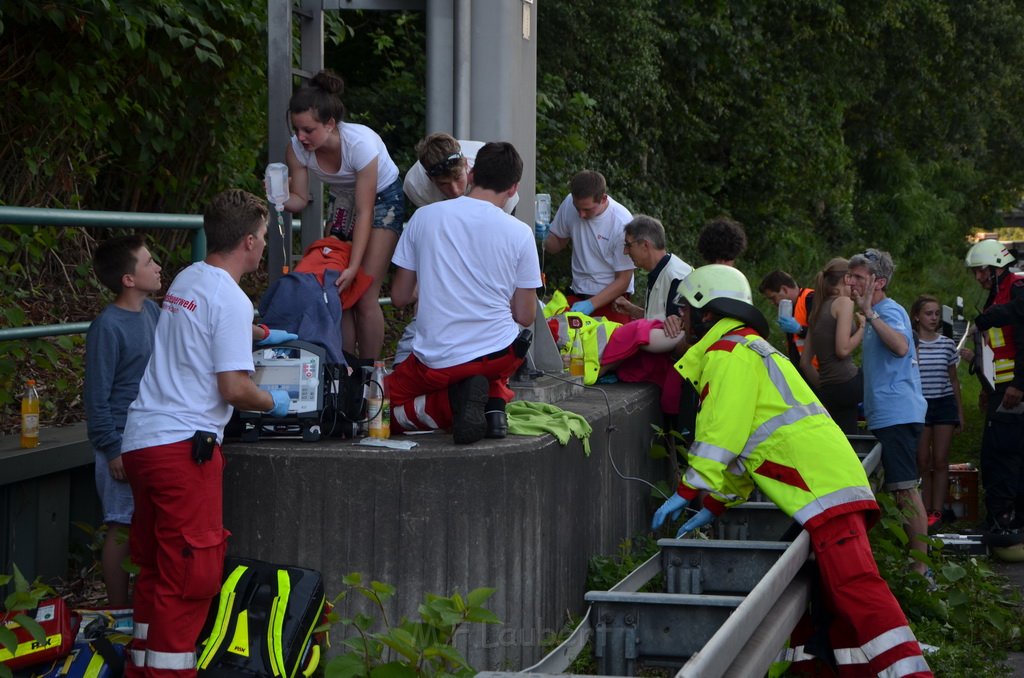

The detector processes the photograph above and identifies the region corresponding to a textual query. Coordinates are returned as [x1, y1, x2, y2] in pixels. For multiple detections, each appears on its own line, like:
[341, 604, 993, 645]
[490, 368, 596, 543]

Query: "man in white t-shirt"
[386, 142, 541, 444]
[120, 190, 291, 678]
[544, 170, 634, 324]
[403, 133, 519, 214]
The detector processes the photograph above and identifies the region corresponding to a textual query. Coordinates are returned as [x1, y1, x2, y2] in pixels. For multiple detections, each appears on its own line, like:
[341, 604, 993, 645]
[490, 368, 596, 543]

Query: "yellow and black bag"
[197, 557, 326, 678]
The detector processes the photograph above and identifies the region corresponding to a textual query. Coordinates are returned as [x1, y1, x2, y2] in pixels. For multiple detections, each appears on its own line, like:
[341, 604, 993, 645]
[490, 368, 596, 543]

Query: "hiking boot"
[449, 376, 488, 444]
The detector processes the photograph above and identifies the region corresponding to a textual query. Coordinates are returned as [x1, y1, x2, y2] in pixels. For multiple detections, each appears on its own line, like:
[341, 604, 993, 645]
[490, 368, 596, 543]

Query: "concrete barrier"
[0, 422, 101, 589]
[222, 382, 666, 670]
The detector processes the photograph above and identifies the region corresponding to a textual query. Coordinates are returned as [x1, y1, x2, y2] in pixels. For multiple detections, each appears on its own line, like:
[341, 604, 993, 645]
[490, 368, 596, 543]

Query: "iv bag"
[264, 163, 289, 209]
[535, 193, 551, 224]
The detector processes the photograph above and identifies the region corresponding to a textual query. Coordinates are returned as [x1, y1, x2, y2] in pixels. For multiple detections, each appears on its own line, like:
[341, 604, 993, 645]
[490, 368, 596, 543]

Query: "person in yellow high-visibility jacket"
[652, 265, 931, 678]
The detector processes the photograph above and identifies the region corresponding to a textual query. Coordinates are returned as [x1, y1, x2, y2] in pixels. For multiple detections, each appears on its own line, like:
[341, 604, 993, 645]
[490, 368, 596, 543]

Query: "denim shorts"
[924, 394, 959, 426]
[94, 450, 134, 525]
[870, 423, 924, 491]
[373, 177, 405, 236]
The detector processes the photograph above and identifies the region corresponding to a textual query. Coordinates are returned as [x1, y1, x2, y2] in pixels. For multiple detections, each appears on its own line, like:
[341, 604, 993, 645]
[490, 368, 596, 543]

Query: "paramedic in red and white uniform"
[385, 142, 541, 445]
[120, 190, 290, 678]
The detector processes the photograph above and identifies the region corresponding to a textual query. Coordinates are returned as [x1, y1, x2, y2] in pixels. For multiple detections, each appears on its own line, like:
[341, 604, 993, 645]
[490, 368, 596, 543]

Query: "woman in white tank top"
[283, 69, 404, 361]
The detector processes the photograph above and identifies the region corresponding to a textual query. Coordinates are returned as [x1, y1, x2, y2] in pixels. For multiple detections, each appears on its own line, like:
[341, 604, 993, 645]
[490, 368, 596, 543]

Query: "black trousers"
[981, 389, 1024, 527]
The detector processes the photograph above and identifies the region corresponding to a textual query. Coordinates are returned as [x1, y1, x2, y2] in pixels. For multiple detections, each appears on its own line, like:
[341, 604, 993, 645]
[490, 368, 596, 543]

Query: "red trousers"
[386, 349, 523, 433]
[123, 440, 230, 678]
[808, 512, 932, 677]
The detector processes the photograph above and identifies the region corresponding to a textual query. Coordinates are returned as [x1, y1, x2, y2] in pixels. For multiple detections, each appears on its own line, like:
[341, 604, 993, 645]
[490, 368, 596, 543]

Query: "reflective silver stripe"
[392, 396, 438, 431]
[684, 466, 715, 492]
[742, 403, 830, 459]
[145, 649, 196, 670]
[766, 358, 799, 404]
[833, 646, 868, 665]
[728, 335, 781, 359]
[707, 287, 748, 302]
[682, 468, 743, 502]
[722, 334, 795, 404]
[133, 622, 149, 640]
[689, 440, 738, 467]
[721, 334, 795, 404]
[775, 644, 815, 663]
[130, 650, 147, 666]
[413, 395, 439, 429]
[792, 485, 876, 525]
[392, 404, 415, 430]
[863, 626, 919, 660]
[878, 655, 931, 678]
[717, 334, 831, 460]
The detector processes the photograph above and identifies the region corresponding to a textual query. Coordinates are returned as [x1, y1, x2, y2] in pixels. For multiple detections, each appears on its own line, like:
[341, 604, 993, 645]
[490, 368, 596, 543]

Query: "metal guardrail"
[0, 206, 206, 341]
[480, 436, 882, 678]
[0, 206, 316, 342]
[0, 205, 209, 259]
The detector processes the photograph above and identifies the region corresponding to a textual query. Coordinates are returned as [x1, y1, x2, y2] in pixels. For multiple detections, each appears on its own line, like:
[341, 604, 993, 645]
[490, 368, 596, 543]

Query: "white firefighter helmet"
[991, 542, 1024, 563]
[677, 264, 769, 337]
[965, 239, 1015, 268]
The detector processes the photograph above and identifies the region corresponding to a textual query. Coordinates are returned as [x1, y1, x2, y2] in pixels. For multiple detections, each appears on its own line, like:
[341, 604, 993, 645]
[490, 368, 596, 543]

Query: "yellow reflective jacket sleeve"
[676, 320, 757, 510]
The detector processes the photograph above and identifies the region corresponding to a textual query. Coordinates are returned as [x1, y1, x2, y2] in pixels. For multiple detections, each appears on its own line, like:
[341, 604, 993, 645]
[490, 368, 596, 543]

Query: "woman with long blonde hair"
[801, 257, 865, 433]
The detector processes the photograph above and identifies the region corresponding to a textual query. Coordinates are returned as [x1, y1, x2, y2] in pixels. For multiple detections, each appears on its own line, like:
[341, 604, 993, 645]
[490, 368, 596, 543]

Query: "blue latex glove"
[777, 316, 802, 334]
[676, 507, 717, 538]
[651, 493, 687, 531]
[265, 390, 291, 417]
[570, 300, 595, 316]
[257, 329, 299, 347]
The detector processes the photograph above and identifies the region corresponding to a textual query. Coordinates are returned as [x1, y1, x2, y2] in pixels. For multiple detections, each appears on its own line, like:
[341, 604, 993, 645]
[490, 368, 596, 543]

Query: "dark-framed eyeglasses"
[426, 152, 464, 177]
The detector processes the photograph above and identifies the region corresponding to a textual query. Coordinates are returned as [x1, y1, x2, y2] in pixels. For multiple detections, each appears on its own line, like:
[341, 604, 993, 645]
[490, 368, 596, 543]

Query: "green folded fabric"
[506, 400, 592, 456]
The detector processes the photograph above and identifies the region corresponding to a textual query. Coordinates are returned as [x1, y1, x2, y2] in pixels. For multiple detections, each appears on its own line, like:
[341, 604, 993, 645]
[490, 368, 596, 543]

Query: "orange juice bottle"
[20, 379, 40, 448]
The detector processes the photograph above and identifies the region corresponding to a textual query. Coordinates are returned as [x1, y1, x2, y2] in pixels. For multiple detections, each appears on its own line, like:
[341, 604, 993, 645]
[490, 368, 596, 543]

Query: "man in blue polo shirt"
[848, 248, 929, 577]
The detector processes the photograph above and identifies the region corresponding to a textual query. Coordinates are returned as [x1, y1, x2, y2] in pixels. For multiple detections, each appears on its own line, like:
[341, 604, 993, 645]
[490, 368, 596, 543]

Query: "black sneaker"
[449, 375, 488, 444]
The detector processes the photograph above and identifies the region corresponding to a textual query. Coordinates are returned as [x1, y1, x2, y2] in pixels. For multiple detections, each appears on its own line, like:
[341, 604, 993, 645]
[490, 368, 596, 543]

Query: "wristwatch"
[866, 311, 881, 323]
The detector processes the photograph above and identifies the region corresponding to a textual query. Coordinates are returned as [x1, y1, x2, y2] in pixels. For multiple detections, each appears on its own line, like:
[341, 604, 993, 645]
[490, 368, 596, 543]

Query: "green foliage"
[323, 11, 426, 182]
[6, 0, 1024, 432]
[0, 0, 268, 432]
[0, 0, 267, 210]
[537, 0, 1024, 273]
[324, 573, 500, 678]
[869, 493, 1023, 676]
[68, 522, 137, 591]
[0, 566, 57, 678]
[586, 535, 661, 592]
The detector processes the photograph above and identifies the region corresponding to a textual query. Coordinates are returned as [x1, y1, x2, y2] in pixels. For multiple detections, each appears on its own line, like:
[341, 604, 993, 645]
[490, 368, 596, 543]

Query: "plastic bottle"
[367, 361, 390, 439]
[778, 299, 793, 320]
[20, 379, 40, 449]
[569, 333, 585, 378]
